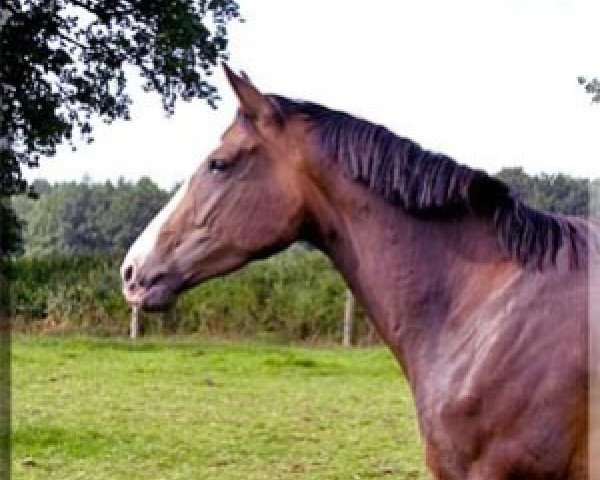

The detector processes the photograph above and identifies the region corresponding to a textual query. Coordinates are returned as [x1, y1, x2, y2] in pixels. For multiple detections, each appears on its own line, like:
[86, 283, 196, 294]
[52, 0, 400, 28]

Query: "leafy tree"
[494, 167, 534, 202]
[0, 0, 241, 252]
[578, 76, 600, 103]
[535, 173, 589, 215]
[14, 177, 169, 255]
[97, 176, 169, 251]
[592, 179, 600, 214]
[0, 199, 23, 258]
[496, 167, 590, 216]
[0, 157, 24, 257]
[14, 171, 594, 258]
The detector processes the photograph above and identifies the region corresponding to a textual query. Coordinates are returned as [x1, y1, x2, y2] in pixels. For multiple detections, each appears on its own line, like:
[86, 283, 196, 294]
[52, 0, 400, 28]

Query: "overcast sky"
[27, 0, 600, 189]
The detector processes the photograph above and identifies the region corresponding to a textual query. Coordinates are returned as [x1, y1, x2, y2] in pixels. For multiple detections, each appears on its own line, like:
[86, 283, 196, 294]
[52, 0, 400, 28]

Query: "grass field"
[12, 335, 426, 479]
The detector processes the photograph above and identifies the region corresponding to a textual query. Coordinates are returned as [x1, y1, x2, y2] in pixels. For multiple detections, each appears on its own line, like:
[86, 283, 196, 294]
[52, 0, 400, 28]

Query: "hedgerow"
[7, 248, 372, 342]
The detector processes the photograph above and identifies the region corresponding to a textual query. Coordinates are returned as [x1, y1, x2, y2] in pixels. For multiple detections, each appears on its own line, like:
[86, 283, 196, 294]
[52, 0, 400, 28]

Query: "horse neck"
[305, 176, 517, 385]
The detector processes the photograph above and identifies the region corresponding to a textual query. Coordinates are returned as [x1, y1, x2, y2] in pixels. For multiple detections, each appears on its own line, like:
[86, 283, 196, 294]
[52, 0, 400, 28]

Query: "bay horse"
[121, 65, 596, 480]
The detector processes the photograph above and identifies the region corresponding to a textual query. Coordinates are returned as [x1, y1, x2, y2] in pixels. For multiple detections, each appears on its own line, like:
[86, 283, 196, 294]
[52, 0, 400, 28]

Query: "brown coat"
[122, 65, 595, 480]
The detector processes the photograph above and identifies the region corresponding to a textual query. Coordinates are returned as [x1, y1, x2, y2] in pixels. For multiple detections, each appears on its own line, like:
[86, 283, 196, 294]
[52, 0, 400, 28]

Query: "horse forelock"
[270, 94, 590, 269]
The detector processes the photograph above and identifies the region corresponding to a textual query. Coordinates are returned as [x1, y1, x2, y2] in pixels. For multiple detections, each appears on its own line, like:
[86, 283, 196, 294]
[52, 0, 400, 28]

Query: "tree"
[578, 76, 600, 103]
[0, 199, 23, 258]
[494, 167, 534, 202]
[13, 177, 169, 255]
[496, 167, 590, 216]
[0, 0, 241, 253]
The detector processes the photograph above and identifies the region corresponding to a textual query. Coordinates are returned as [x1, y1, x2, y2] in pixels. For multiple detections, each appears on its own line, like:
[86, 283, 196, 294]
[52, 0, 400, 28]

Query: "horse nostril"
[123, 265, 134, 284]
[138, 272, 166, 290]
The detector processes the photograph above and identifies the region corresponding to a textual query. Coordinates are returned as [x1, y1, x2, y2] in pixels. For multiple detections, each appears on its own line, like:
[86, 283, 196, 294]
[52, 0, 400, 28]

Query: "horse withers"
[121, 65, 596, 480]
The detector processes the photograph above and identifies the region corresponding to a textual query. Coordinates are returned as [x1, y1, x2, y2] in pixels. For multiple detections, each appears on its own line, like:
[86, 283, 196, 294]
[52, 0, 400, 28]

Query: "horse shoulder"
[416, 266, 588, 479]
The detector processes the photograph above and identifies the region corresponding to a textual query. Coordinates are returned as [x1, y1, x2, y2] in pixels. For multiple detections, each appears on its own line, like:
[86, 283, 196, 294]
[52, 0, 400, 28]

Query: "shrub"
[9, 248, 372, 342]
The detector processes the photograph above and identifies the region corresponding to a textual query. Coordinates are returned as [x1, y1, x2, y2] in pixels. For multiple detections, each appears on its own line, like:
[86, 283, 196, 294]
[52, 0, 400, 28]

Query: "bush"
[9, 248, 372, 342]
[9, 255, 129, 334]
[172, 248, 352, 340]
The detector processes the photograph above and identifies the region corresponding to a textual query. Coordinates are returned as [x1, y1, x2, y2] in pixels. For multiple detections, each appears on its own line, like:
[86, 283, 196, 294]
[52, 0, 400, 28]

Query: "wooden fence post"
[343, 289, 355, 347]
[130, 306, 139, 340]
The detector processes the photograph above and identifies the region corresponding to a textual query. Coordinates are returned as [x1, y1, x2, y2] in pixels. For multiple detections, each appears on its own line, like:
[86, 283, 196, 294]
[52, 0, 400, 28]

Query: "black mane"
[271, 95, 587, 268]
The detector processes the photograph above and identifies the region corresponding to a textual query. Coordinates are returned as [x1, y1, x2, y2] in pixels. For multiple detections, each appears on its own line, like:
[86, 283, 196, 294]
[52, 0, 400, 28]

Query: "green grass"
[12, 335, 426, 479]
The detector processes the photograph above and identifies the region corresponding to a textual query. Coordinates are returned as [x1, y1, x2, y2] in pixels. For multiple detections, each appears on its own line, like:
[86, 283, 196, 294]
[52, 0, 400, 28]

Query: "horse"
[121, 65, 596, 480]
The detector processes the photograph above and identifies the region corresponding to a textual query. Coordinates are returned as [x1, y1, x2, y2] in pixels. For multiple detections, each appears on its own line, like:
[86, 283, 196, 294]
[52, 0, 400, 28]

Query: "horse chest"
[416, 373, 488, 478]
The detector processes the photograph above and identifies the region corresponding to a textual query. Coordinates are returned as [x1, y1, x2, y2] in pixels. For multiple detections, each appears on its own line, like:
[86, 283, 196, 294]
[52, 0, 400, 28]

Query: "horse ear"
[223, 64, 274, 120]
[239, 70, 251, 83]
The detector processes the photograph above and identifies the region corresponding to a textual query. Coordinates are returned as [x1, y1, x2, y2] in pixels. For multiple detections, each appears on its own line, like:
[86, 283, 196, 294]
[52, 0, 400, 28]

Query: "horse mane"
[270, 95, 588, 268]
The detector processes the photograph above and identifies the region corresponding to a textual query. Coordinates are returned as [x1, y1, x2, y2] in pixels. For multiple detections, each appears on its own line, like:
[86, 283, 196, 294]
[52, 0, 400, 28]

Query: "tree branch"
[68, 0, 95, 12]
[2, 2, 18, 15]
[55, 30, 88, 50]
[67, 0, 136, 21]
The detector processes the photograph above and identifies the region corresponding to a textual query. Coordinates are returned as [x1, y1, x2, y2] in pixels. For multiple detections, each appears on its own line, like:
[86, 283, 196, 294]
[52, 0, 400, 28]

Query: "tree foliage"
[496, 167, 590, 216]
[0, 1, 240, 185]
[578, 76, 600, 103]
[12, 177, 169, 255]
[11, 170, 594, 258]
[0, 0, 240, 255]
[0, 199, 23, 258]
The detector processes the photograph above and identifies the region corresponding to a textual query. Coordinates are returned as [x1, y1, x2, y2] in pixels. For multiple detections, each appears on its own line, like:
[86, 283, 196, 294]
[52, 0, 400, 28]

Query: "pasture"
[12, 335, 426, 479]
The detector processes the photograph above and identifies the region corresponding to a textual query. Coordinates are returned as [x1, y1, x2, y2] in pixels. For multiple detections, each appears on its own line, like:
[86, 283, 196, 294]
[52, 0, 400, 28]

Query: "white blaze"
[121, 177, 191, 276]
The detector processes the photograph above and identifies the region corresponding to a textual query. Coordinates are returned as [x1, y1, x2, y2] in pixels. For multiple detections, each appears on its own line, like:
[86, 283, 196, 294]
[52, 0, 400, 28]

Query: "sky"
[26, 0, 600, 189]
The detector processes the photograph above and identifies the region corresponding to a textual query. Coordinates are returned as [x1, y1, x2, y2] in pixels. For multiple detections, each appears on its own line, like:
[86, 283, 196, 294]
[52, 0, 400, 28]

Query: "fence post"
[130, 306, 139, 340]
[366, 318, 376, 345]
[343, 289, 355, 347]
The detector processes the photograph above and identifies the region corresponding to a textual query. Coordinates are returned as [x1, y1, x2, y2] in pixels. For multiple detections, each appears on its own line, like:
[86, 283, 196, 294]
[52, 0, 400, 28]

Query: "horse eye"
[208, 159, 230, 174]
